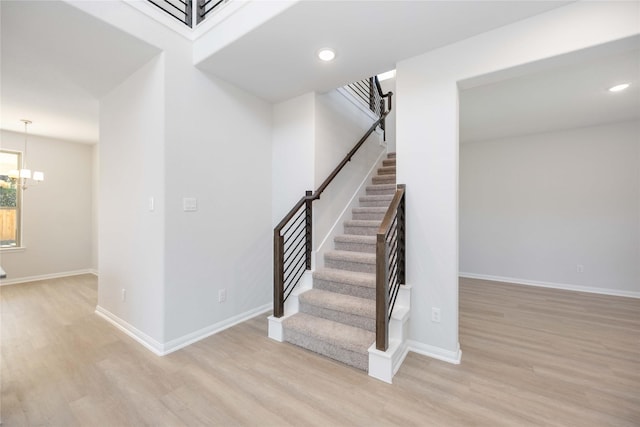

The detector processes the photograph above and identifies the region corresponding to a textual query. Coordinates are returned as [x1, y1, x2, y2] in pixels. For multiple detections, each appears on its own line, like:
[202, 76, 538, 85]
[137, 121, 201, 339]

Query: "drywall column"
[99, 54, 166, 348]
[396, 1, 639, 360]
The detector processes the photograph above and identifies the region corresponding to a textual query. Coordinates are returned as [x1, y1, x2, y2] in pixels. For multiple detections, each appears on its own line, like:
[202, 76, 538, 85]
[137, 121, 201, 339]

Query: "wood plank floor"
[1, 274, 638, 426]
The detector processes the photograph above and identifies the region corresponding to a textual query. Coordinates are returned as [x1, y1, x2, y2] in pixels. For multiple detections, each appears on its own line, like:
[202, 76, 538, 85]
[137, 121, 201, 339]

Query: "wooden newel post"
[376, 234, 389, 351]
[305, 191, 313, 270]
[273, 230, 285, 317]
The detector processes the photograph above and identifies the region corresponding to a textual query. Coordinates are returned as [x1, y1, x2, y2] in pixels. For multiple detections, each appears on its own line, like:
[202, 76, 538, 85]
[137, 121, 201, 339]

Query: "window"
[0, 150, 21, 248]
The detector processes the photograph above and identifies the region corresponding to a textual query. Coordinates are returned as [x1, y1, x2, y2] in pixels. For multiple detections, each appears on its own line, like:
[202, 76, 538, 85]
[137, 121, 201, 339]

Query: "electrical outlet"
[121, 289, 126, 302]
[431, 307, 441, 323]
[577, 264, 584, 273]
[218, 289, 226, 303]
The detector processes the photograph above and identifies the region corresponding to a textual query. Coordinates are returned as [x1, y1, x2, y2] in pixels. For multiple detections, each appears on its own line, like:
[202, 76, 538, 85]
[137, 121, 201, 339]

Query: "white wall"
[99, 54, 166, 343]
[460, 120, 640, 296]
[397, 1, 639, 360]
[71, 0, 275, 349]
[313, 90, 385, 266]
[272, 92, 315, 226]
[162, 56, 273, 343]
[0, 130, 93, 282]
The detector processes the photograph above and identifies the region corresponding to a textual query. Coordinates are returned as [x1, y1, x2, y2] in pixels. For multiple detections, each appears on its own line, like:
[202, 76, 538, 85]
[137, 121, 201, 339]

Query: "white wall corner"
[408, 340, 462, 365]
[95, 305, 164, 356]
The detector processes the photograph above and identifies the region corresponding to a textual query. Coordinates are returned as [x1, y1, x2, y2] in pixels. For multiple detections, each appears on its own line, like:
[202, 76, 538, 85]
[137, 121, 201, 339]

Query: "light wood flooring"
[1, 274, 638, 426]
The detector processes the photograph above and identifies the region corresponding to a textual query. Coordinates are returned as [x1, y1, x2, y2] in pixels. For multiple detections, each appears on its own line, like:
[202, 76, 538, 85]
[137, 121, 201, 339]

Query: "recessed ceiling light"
[317, 48, 336, 62]
[609, 83, 630, 92]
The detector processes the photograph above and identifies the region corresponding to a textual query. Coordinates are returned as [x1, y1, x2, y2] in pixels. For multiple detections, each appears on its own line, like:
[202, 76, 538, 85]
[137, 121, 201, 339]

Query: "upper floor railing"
[345, 77, 392, 137]
[147, 0, 228, 28]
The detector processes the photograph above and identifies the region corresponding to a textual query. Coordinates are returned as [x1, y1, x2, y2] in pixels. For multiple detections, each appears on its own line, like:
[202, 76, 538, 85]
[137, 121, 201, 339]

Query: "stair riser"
[359, 199, 392, 208]
[387, 153, 396, 159]
[335, 241, 376, 253]
[325, 258, 376, 274]
[299, 302, 375, 332]
[378, 167, 395, 175]
[353, 212, 386, 221]
[344, 225, 379, 236]
[366, 187, 396, 196]
[372, 175, 396, 185]
[313, 278, 376, 300]
[382, 159, 396, 167]
[283, 329, 368, 371]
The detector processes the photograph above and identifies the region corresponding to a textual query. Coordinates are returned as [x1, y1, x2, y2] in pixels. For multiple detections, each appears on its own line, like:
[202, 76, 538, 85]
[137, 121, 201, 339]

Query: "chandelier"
[8, 119, 44, 190]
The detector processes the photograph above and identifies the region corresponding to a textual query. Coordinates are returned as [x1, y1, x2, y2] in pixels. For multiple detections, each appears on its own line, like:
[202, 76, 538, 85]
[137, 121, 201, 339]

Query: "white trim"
[408, 341, 462, 365]
[89, 269, 99, 276]
[459, 272, 640, 299]
[95, 305, 165, 355]
[368, 339, 410, 384]
[96, 303, 273, 356]
[0, 246, 26, 253]
[162, 303, 272, 355]
[0, 269, 95, 286]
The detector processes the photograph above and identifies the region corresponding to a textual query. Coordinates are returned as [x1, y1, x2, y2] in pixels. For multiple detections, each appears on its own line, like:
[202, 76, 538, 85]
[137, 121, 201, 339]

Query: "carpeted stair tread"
[334, 234, 376, 253]
[300, 289, 376, 332]
[325, 250, 376, 265]
[334, 234, 376, 244]
[280, 152, 401, 372]
[283, 312, 375, 356]
[352, 206, 388, 220]
[325, 250, 376, 274]
[313, 267, 375, 289]
[366, 184, 397, 195]
[359, 194, 394, 207]
[344, 220, 382, 236]
[378, 166, 396, 175]
[372, 174, 396, 184]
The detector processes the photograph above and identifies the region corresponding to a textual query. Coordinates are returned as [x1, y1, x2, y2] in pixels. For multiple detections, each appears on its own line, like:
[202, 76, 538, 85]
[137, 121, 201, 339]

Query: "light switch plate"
[183, 197, 197, 212]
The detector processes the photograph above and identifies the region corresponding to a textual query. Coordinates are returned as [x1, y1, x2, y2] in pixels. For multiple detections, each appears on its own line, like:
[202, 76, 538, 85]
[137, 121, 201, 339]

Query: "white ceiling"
[3, 0, 635, 148]
[1, 0, 159, 144]
[460, 39, 640, 143]
[196, 0, 572, 103]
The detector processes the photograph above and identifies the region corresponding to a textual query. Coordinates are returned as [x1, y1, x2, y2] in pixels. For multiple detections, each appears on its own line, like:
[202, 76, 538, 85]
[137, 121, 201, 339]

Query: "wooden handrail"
[273, 76, 393, 318]
[376, 184, 406, 351]
[312, 111, 389, 199]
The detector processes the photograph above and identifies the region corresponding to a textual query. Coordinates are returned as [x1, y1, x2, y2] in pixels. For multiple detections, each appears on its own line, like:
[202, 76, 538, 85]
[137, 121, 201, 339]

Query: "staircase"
[280, 153, 397, 371]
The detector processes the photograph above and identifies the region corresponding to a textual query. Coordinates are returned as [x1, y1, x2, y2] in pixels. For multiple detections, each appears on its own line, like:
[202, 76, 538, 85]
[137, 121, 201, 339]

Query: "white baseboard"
[459, 272, 640, 299]
[95, 305, 165, 355]
[95, 303, 273, 356]
[162, 303, 272, 355]
[0, 269, 95, 286]
[408, 340, 462, 365]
